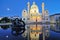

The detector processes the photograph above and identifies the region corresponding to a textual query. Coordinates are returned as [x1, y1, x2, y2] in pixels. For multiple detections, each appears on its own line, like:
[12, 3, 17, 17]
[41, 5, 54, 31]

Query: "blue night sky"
[0, 0, 60, 17]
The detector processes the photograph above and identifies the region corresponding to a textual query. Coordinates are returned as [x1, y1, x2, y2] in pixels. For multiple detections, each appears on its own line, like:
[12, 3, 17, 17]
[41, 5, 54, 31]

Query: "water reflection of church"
[22, 2, 50, 40]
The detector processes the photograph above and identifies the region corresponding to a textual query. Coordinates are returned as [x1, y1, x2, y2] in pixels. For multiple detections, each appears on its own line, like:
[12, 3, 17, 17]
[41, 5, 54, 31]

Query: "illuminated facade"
[22, 2, 50, 40]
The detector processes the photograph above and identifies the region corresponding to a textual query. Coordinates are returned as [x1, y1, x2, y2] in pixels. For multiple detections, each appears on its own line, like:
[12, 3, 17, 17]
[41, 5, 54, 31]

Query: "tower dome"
[30, 2, 39, 14]
[31, 2, 38, 9]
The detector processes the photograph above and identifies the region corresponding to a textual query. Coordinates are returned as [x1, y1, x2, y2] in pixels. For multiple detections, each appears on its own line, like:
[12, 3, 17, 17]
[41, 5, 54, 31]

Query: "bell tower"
[27, 2, 30, 14]
[42, 2, 45, 18]
[27, 2, 30, 22]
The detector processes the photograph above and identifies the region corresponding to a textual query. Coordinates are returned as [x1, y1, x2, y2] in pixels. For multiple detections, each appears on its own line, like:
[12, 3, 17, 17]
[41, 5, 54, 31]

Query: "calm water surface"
[0, 27, 60, 40]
